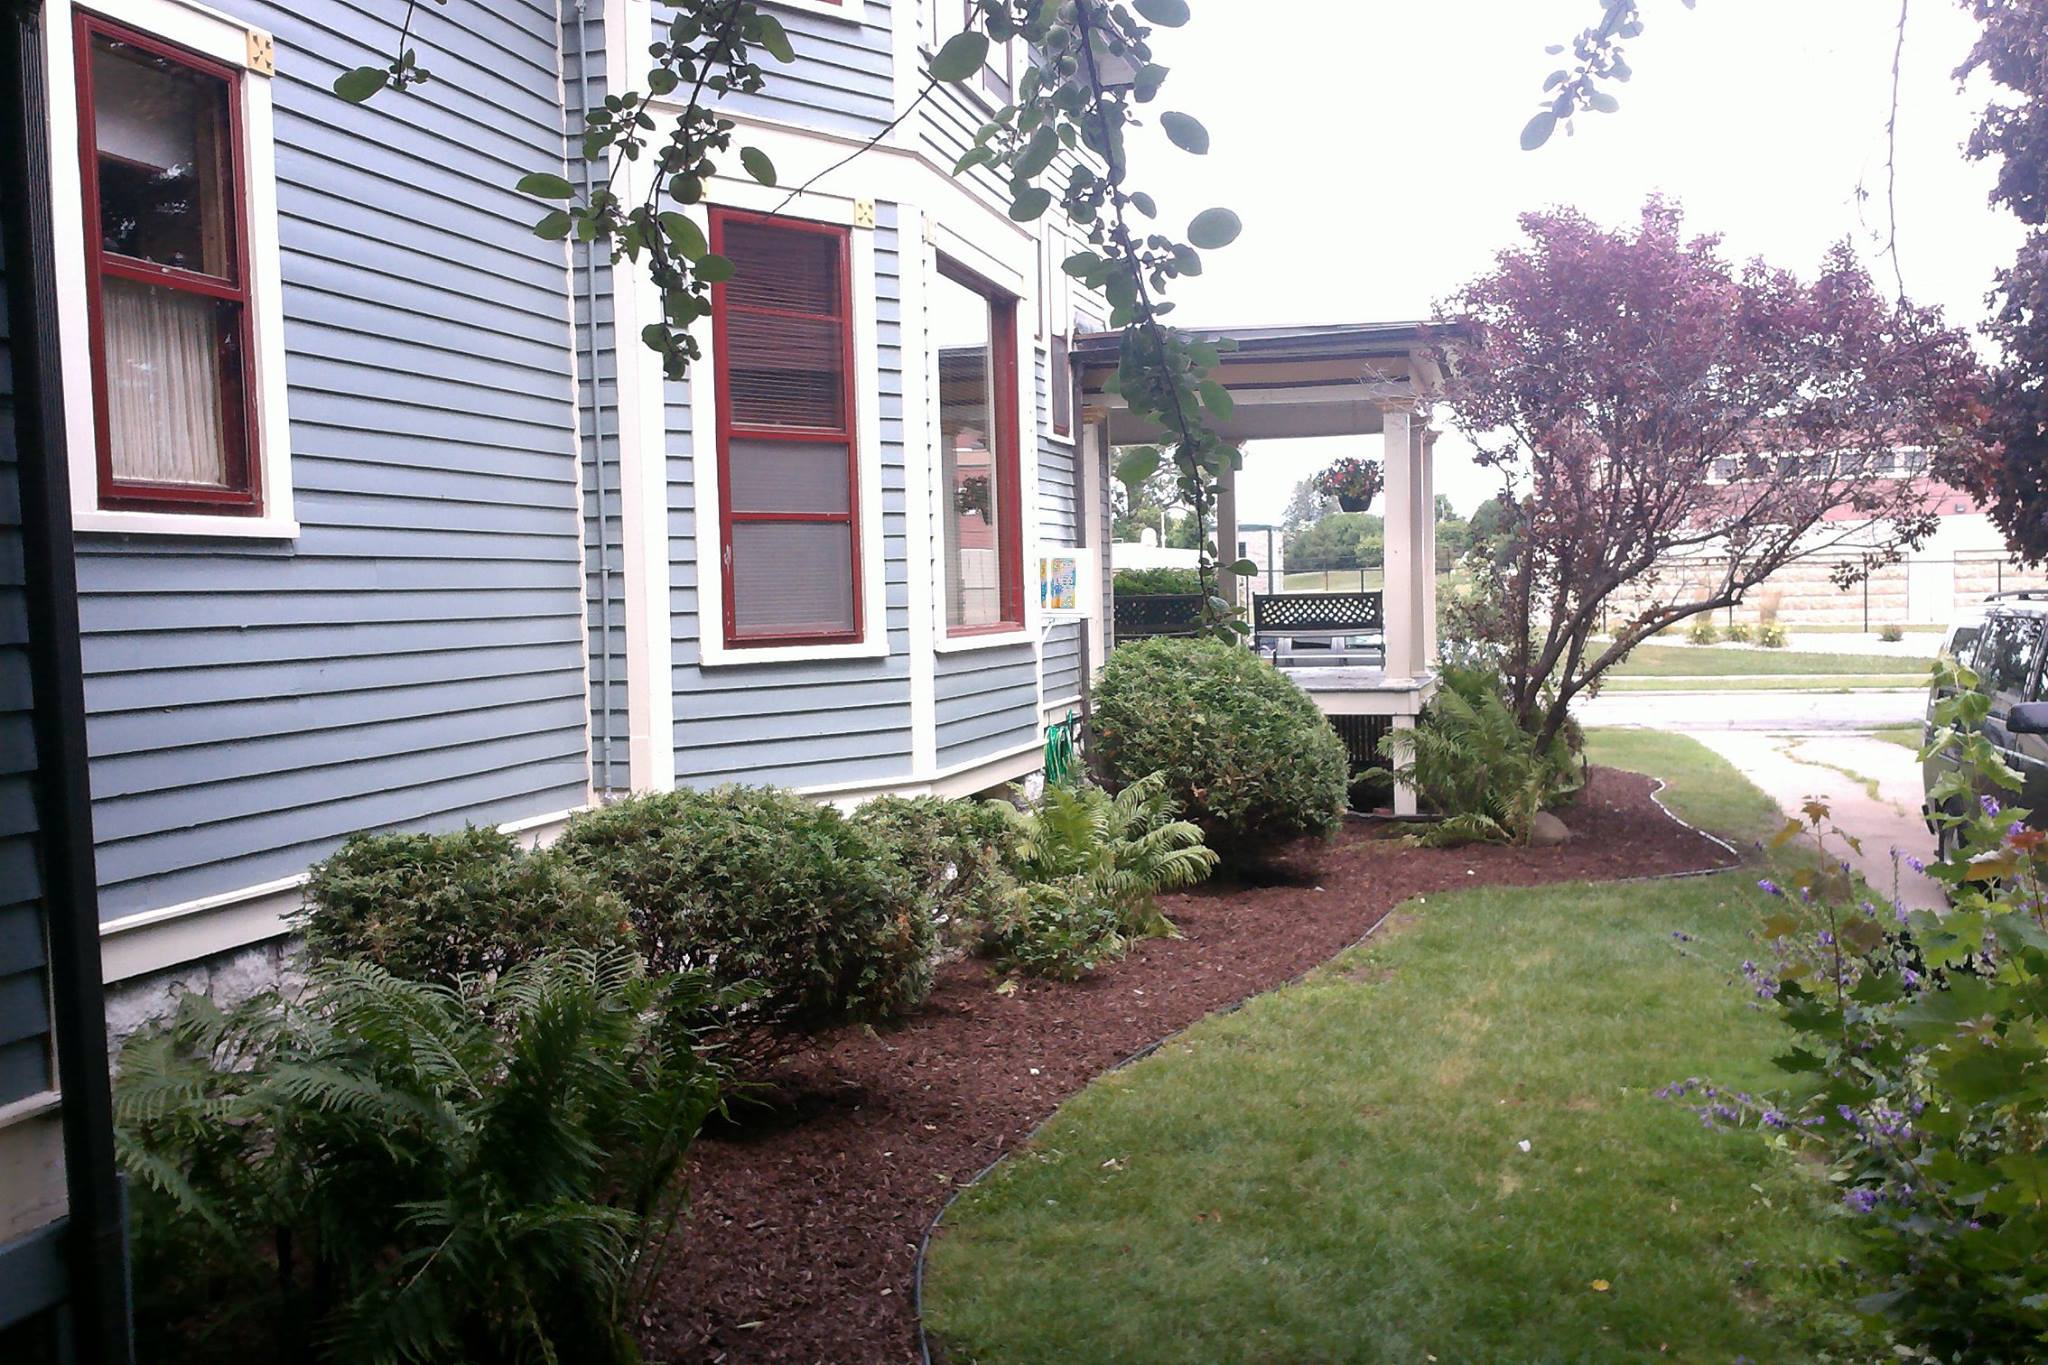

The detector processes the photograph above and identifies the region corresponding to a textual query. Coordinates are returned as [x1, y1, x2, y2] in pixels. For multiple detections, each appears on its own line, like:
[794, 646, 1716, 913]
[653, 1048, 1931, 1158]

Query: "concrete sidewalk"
[1682, 729, 1944, 910]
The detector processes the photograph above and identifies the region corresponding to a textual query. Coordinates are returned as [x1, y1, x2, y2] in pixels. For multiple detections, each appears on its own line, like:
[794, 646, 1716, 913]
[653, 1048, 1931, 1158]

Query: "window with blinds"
[710, 210, 862, 645]
[76, 14, 260, 513]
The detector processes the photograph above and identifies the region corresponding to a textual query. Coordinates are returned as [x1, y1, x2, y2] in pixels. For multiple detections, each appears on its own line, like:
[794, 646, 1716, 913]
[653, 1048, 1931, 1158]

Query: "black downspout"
[1, 3, 133, 1361]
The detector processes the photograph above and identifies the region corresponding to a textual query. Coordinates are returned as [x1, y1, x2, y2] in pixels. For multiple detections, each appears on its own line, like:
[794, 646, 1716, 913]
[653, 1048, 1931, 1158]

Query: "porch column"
[1214, 451, 1240, 608]
[1379, 400, 1417, 680]
[1420, 426, 1439, 667]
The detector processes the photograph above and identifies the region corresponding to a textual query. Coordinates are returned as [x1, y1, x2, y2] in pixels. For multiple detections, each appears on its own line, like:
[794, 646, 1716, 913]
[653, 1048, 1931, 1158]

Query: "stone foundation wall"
[104, 936, 302, 1054]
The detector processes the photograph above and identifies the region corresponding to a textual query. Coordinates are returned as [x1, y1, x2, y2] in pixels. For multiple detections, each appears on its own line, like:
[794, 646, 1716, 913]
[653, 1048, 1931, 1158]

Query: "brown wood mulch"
[637, 766, 1736, 1364]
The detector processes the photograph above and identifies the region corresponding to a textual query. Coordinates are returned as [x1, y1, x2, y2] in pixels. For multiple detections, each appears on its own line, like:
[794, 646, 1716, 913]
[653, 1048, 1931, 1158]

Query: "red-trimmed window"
[75, 12, 261, 514]
[709, 208, 863, 645]
[933, 259, 1022, 635]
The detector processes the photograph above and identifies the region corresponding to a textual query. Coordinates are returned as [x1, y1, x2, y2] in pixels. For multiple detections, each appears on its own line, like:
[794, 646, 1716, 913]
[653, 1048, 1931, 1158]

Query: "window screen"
[711, 211, 861, 644]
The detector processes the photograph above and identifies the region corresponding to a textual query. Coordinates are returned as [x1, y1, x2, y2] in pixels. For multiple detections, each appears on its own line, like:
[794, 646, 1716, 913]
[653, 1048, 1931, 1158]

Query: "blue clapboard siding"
[1034, 350, 1083, 702]
[935, 641, 1038, 769]
[73, 0, 591, 919]
[669, 203, 915, 789]
[563, 8, 629, 793]
[653, 0, 895, 139]
[0, 220, 53, 1105]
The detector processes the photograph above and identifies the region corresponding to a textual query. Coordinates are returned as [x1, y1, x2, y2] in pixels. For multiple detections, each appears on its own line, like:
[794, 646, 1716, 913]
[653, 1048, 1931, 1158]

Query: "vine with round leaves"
[337, 0, 1251, 634]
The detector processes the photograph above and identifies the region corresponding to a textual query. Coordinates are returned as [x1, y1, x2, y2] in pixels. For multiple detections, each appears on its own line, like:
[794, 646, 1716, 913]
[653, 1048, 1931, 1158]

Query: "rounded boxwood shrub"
[553, 786, 934, 1043]
[300, 826, 630, 985]
[1093, 637, 1348, 860]
[852, 795, 1019, 945]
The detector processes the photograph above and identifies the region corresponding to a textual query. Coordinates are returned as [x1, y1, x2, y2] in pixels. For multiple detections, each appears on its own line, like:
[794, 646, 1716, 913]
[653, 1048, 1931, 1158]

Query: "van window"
[1978, 613, 2044, 703]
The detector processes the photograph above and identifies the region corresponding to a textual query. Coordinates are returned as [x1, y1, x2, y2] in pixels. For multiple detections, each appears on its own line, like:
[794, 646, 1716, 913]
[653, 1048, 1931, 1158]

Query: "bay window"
[934, 259, 1022, 635]
[710, 208, 864, 646]
[75, 12, 261, 513]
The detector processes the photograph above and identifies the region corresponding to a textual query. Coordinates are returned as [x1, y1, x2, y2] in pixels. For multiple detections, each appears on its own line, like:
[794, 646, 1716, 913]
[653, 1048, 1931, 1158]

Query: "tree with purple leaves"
[1439, 199, 1985, 749]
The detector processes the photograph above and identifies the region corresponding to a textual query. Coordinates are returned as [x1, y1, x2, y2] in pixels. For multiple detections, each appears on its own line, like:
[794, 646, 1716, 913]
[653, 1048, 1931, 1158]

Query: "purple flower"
[1844, 1188, 1881, 1214]
[2010, 821, 2027, 841]
[1757, 879, 1782, 898]
[1902, 968, 1920, 988]
[1982, 794, 2002, 817]
[1905, 855, 1927, 873]
[1671, 930, 1694, 943]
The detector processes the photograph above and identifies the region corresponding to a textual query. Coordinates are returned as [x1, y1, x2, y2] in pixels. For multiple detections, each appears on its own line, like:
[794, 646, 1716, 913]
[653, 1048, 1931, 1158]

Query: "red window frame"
[938, 257, 1024, 637]
[74, 11, 262, 515]
[708, 207, 864, 647]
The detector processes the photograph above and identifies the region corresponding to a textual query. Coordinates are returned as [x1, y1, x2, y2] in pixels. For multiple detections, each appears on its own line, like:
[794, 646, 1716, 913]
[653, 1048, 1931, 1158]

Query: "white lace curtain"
[102, 276, 228, 487]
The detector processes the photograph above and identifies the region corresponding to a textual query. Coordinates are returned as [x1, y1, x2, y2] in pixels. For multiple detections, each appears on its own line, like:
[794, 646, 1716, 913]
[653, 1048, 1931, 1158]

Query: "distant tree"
[1441, 200, 1984, 747]
[1280, 477, 1333, 533]
[1434, 499, 1471, 572]
[1285, 513, 1383, 572]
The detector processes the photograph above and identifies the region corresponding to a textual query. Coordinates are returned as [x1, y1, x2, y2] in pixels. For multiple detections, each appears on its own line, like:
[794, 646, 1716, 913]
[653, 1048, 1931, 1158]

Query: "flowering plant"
[1314, 457, 1382, 511]
[1671, 661, 2048, 1357]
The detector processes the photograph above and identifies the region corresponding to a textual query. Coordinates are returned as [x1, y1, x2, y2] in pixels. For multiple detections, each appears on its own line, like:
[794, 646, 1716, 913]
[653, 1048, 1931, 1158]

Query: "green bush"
[983, 881, 1126, 982]
[118, 948, 724, 1365]
[1685, 617, 1720, 645]
[1113, 565, 1202, 595]
[854, 794, 1020, 946]
[299, 826, 630, 985]
[1723, 619, 1754, 643]
[554, 787, 934, 1049]
[1373, 663, 1581, 846]
[1756, 621, 1788, 648]
[1093, 637, 1348, 862]
[1878, 623, 1906, 643]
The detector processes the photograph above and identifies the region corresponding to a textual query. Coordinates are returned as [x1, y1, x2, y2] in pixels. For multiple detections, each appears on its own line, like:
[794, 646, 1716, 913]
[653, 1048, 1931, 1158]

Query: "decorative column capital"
[1421, 427, 1441, 453]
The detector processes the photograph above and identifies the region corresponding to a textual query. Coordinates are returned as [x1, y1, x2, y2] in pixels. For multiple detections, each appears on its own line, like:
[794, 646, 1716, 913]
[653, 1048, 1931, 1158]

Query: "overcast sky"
[1120, 0, 2025, 524]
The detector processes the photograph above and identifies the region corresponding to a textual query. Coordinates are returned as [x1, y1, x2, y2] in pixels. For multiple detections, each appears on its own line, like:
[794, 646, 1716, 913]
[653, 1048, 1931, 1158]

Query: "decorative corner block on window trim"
[852, 199, 876, 230]
[245, 28, 275, 76]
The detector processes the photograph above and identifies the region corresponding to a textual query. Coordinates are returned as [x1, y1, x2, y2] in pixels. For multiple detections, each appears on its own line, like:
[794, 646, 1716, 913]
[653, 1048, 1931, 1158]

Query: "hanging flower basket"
[1316, 457, 1383, 514]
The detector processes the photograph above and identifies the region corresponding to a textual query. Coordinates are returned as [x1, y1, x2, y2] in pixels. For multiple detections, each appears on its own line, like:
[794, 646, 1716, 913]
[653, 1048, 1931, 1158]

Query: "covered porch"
[1076, 322, 1458, 814]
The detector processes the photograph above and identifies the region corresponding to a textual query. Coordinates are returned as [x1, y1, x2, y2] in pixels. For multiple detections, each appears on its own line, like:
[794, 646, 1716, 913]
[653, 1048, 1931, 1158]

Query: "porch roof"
[1072, 320, 1470, 445]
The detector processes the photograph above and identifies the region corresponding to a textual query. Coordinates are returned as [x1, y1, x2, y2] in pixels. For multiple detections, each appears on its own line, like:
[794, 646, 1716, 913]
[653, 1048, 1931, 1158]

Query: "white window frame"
[682, 185, 890, 667]
[765, 0, 869, 24]
[42, 0, 297, 539]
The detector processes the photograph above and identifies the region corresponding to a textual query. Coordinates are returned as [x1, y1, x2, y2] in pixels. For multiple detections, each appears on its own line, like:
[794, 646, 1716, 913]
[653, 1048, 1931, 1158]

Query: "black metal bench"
[1252, 591, 1385, 665]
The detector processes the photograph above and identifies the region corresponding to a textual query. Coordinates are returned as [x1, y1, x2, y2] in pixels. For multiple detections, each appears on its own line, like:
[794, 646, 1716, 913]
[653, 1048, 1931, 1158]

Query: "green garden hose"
[1043, 710, 1079, 787]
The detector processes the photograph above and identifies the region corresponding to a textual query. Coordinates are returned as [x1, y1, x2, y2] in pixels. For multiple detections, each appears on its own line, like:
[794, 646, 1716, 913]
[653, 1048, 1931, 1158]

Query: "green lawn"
[1871, 723, 1925, 751]
[924, 736, 1872, 1363]
[1607, 642, 1933, 677]
[1580, 728, 1782, 843]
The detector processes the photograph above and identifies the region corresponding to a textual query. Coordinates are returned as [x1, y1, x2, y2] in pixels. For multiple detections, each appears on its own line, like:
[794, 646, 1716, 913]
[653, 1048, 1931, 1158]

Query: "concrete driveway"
[1582, 689, 1943, 909]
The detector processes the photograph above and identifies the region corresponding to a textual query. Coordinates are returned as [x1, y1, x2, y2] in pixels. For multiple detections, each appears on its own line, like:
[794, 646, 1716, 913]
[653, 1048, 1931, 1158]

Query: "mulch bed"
[638, 766, 1736, 1364]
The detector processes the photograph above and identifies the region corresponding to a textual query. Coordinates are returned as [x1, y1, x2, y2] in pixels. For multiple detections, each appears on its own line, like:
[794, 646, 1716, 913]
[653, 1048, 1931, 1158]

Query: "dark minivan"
[1923, 595, 2048, 857]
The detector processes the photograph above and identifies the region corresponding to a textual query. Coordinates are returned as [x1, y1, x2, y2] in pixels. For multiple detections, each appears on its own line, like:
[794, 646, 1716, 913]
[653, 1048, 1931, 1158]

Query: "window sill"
[698, 634, 892, 667]
[73, 508, 299, 540]
[934, 624, 1033, 654]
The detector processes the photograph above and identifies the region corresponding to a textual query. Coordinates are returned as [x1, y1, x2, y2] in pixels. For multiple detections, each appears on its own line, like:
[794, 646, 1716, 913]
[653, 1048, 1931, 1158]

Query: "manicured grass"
[1280, 569, 1384, 593]
[1599, 674, 1927, 693]
[924, 872, 1870, 1364]
[1580, 728, 1783, 843]
[1607, 642, 1933, 677]
[1871, 723, 1925, 751]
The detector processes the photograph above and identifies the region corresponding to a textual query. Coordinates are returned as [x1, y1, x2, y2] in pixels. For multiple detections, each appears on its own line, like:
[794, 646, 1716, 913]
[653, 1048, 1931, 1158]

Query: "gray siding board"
[934, 641, 1037, 766]
[74, 0, 594, 917]
[656, 0, 895, 137]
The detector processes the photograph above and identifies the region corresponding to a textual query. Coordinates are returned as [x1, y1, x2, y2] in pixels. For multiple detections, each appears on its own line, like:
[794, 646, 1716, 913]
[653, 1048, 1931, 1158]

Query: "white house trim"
[41, 0, 298, 539]
[764, 0, 868, 24]
[899, 205, 941, 772]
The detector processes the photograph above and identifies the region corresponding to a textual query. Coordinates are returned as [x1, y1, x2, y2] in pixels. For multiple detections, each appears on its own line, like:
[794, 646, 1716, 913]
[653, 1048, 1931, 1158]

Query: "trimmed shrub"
[1757, 621, 1789, 648]
[300, 826, 630, 985]
[1093, 637, 1348, 861]
[1113, 565, 1202, 595]
[983, 881, 1125, 982]
[1878, 623, 1906, 643]
[1724, 619, 1754, 643]
[1685, 617, 1720, 645]
[553, 787, 934, 1045]
[854, 795, 1019, 946]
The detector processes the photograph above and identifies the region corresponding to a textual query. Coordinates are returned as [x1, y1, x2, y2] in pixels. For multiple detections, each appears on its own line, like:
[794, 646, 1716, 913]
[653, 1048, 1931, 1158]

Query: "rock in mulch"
[1529, 810, 1573, 846]
[637, 767, 1731, 1364]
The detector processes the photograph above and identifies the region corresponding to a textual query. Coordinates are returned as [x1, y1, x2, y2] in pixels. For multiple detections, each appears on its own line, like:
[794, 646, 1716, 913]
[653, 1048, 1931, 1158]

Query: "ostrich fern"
[1374, 668, 1581, 846]
[117, 948, 725, 1365]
